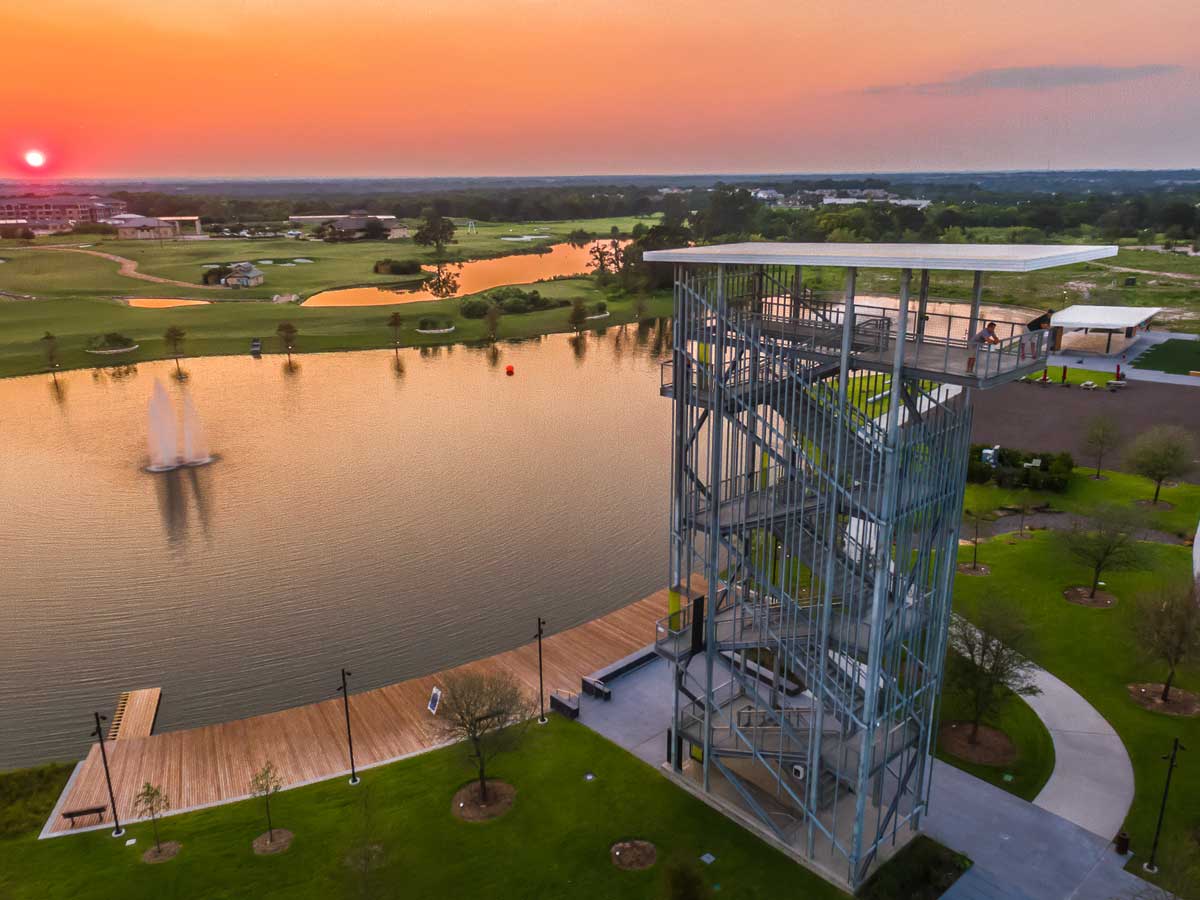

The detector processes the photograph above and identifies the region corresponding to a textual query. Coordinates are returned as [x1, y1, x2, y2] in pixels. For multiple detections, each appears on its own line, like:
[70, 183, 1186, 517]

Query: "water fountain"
[181, 394, 213, 466]
[145, 379, 215, 471]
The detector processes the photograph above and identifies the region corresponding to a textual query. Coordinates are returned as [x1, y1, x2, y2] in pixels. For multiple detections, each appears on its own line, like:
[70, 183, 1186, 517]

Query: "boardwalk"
[47, 588, 672, 835]
[107, 688, 161, 740]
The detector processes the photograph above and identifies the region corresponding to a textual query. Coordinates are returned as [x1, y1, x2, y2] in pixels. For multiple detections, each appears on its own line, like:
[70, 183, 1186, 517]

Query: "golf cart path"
[17, 245, 230, 290]
[1023, 664, 1134, 840]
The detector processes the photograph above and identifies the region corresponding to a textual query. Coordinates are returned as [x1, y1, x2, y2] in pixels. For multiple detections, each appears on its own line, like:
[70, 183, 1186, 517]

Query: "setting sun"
[23, 149, 46, 168]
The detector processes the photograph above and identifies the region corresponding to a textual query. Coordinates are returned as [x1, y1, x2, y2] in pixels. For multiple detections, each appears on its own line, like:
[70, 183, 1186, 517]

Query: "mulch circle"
[957, 563, 991, 576]
[939, 722, 1017, 767]
[1063, 586, 1118, 608]
[452, 780, 515, 822]
[1127, 683, 1200, 717]
[253, 829, 294, 855]
[1135, 499, 1175, 510]
[142, 841, 181, 864]
[611, 840, 657, 871]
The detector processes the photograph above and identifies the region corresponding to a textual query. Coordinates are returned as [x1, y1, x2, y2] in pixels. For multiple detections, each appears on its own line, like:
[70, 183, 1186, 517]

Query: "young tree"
[1061, 506, 1149, 597]
[163, 325, 186, 377]
[945, 600, 1041, 744]
[589, 242, 614, 281]
[250, 762, 283, 843]
[40, 331, 59, 382]
[275, 321, 298, 364]
[483, 304, 501, 343]
[1126, 425, 1195, 503]
[964, 508, 984, 570]
[1134, 579, 1200, 702]
[133, 782, 170, 853]
[412, 209, 456, 256]
[1083, 415, 1120, 479]
[568, 298, 588, 331]
[432, 670, 536, 803]
[386, 311, 403, 347]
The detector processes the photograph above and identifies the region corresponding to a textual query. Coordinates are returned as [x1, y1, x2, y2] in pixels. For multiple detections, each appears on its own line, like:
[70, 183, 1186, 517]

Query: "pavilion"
[1051, 304, 1161, 356]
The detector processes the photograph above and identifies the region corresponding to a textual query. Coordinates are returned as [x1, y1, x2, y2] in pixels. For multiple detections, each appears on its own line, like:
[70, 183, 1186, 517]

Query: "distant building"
[115, 216, 182, 240]
[751, 188, 784, 201]
[0, 194, 127, 227]
[327, 215, 407, 239]
[222, 262, 264, 287]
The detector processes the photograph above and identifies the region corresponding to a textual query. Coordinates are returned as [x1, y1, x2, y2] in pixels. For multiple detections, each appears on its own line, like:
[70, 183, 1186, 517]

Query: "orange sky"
[3, 0, 1197, 177]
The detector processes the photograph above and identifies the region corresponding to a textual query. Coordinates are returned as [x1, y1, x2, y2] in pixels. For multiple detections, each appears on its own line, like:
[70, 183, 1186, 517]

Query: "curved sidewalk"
[1023, 665, 1134, 840]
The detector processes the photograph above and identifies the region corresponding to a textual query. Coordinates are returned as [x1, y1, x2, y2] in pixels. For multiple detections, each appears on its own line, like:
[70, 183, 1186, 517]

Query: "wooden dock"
[47, 588, 673, 835]
[106, 688, 161, 740]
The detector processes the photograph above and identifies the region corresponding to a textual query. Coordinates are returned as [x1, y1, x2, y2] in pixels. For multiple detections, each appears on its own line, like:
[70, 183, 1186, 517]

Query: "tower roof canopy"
[643, 242, 1116, 272]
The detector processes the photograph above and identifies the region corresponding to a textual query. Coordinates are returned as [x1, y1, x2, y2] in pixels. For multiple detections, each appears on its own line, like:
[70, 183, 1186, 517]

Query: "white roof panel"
[1051, 305, 1161, 330]
[642, 242, 1117, 272]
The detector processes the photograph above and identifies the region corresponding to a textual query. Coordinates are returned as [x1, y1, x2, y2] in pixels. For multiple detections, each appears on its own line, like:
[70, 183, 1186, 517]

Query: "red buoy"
[505, 364, 515, 376]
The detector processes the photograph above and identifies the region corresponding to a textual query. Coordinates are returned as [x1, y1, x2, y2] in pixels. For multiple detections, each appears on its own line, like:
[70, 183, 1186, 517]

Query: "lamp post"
[534, 617, 547, 724]
[91, 713, 124, 837]
[1143, 737, 1186, 874]
[338, 668, 359, 785]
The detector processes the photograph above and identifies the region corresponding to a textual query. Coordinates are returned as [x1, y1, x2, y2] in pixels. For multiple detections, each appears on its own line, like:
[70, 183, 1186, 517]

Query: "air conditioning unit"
[791, 764, 806, 781]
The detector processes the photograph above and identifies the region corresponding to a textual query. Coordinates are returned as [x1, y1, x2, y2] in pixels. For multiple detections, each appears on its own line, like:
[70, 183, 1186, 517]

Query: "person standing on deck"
[966, 322, 1000, 374]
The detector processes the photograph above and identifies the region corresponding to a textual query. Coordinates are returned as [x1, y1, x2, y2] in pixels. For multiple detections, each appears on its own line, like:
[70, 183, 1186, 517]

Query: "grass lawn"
[951, 532, 1199, 883]
[1135, 338, 1200, 375]
[936, 680, 1055, 802]
[0, 215, 656, 302]
[963, 467, 1200, 539]
[0, 279, 673, 379]
[0, 717, 847, 900]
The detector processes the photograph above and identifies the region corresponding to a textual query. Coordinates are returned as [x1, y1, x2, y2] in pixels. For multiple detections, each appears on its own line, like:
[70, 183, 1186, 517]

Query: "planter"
[415, 326, 456, 335]
[85, 344, 140, 355]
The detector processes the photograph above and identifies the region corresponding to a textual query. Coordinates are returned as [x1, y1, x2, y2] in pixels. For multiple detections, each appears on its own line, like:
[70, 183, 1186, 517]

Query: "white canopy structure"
[1051, 305, 1161, 331]
[1050, 304, 1160, 355]
[643, 242, 1117, 272]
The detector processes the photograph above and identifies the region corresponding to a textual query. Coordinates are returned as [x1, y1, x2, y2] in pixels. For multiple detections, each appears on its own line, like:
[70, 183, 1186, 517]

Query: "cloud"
[864, 64, 1182, 96]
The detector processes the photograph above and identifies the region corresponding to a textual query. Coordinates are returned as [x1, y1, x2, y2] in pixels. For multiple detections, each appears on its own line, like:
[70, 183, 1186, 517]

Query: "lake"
[0, 322, 672, 767]
[303, 240, 620, 306]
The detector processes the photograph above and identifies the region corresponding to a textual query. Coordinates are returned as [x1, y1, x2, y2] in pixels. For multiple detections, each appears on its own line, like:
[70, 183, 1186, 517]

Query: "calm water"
[303, 241, 621, 307]
[0, 323, 672, 767]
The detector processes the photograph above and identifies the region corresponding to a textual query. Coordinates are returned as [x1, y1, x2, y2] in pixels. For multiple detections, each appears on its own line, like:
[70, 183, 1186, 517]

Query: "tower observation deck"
[642, 242, 1116, 890]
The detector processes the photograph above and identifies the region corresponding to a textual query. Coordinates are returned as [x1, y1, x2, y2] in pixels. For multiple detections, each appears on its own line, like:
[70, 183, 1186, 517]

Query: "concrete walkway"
[579, 654, 1151, 900]
[1023, 666, 1135, 839]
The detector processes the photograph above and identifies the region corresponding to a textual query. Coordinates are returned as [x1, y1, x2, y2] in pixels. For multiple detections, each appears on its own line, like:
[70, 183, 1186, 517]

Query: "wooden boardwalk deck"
[48, 588, 673, 835]
[107, 688, 161, 740]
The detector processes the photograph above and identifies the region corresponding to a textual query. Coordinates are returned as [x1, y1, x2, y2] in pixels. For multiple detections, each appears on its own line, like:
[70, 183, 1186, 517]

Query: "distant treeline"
[91, 179, 1200, 244]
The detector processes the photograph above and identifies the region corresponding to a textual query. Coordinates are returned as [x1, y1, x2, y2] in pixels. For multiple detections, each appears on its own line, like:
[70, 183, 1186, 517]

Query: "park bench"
[549, 689, 579, 720]
[1080, 381, 1098, 391]
[581, 676, 612, 701]
[61, 805, 106, 828]
[1107, 380, 1127, 391]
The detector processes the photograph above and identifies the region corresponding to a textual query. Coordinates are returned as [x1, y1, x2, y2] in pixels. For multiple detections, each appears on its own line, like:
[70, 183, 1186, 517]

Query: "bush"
[86, 332, 136, 350]
[968, 446, 1074, 493]
[374, 258, 422, 275]
[966, 459, 992, 484]
[417, 317, 451, 330]
[459, 297, 492, 319]
[594, 300, 608, 314]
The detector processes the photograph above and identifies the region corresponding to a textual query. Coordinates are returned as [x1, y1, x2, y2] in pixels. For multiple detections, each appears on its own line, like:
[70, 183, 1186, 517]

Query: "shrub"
[966, 459, 992, 484]
[374, 258, 422, 275]
[593, 300, 607, 314]
[499, 296, 531, 314]
[459, 297, 492, 319]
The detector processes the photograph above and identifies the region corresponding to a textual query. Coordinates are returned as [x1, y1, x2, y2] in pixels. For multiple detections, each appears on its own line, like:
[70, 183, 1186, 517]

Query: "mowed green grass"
[0, 279, 673, 379]
[0, 718, 846, 900]
[951, 532, 1199, 883]
[1135, 338, 1200, 375]
[962, 467, 1200, 538]
[0, 215, 656, 302]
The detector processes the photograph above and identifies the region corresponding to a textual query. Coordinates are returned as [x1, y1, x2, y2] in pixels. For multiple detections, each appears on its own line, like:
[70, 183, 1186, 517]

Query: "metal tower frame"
[648, 248, 1074, 889]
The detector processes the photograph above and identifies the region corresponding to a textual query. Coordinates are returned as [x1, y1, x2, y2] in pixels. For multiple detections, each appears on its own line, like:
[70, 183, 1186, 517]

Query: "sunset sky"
[4, 0, 1198, 178]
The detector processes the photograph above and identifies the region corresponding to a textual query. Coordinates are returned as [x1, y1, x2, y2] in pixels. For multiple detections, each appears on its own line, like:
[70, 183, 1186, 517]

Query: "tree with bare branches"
[945, 599, 1041, 744]
[134, 782, 170, 853]
[433, 670, 536, 803]
[1126, 425, 1195, 504]
[250, 761, 283, 844]
[1135, 579, 1200, 703]
[1083, 415, 1120, 479]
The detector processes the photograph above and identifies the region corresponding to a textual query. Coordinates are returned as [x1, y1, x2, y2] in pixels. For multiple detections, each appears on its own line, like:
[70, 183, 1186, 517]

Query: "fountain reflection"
[154, 463, 216, 546]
